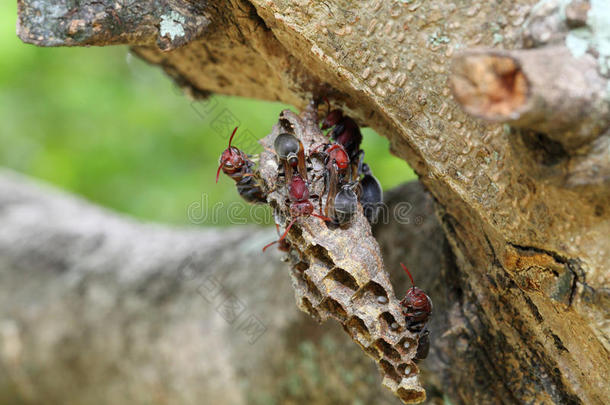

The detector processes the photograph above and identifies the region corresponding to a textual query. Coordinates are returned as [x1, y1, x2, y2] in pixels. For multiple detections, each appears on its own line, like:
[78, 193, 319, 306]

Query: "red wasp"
[323, 161, 359, 226]
[399, 263, 433, 361]
[310, 142, 351, 177]
[311, 141, 350, 168]
[400, 263, 433, 330]
[262, 173, 330, 252]
[310, 138, 357, 220]
[320, 100, 363, 162]
[216, 127, 267, 204]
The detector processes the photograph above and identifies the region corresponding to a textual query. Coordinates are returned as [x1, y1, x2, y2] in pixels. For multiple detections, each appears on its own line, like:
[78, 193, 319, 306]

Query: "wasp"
[262, 173, 330, 251]
[274, 132, 308, 184]
[321, 101, 363, 162]
[216, 127, 267, 204]
[399, 263, 433, 361]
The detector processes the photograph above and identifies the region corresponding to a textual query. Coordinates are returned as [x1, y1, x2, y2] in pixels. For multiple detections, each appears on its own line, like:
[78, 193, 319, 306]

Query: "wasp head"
[399, 263, 432, 326]
[321, 109, 344, 130]
[216, 127, 246, 182]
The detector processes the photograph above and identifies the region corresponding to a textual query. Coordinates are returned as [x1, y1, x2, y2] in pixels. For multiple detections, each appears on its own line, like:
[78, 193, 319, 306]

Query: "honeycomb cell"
[379, 311, 401, 332]
[375, 338, 402, 361]
[319, 297, 348, 322]
[364, 344, 382, 360]
[379, 359, 401, 382]
[398, 337, 416, 354]
[324, 267, 359, 291]
[352, 280, 388, 303]
[306, 244, 334, 267]
[398, 363, 412, 376]
[345, 316, 371, 341]
[300, 272, 322, 300]
[300, 297, 320, 321]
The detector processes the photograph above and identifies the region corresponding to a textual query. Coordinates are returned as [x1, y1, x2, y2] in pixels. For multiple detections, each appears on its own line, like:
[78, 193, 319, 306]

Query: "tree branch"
[17, 0, 211, 50]
[0, 170, 449, 404]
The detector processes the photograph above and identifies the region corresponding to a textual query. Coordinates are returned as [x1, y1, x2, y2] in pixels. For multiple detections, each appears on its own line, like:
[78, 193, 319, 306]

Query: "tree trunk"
[13, 0, 610, 404]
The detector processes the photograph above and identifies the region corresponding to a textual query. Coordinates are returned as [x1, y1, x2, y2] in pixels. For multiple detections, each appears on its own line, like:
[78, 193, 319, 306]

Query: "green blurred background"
[0, 2, 415, 226]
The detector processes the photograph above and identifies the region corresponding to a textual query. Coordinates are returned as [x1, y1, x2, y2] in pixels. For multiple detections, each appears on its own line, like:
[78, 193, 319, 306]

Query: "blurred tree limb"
[14, 0, 610, 404]
[0, 170, 446, 405]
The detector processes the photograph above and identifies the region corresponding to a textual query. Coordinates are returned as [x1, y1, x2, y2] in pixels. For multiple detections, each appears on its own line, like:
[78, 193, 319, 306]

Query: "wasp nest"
[258, 102, 426, 404]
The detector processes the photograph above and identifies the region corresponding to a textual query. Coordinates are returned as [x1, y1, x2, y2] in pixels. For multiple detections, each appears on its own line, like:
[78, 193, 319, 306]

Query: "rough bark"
[14, 0, 610, 404]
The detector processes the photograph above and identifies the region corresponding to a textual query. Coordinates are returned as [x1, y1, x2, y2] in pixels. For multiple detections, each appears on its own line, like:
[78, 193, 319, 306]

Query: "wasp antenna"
[262, 240, 278, 252]
[323, 96, 331, 116]
[215, 163, 224, 183]
[400, 262, 415, 287]
[228, 127, 239, 148]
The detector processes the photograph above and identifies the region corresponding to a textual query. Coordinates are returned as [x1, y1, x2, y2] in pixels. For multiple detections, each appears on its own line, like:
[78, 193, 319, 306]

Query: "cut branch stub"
[258, 102, 426, 404]
[450, 46, 610, 151]
[450, 52, 529, 120]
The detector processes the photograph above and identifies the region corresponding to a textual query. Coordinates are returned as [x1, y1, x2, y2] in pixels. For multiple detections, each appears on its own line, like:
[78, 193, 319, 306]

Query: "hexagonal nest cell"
[256, 102, 426, 403]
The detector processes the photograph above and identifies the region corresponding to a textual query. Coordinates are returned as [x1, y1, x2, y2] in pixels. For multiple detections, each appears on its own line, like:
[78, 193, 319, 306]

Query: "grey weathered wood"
[0, 170, 447, 404]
